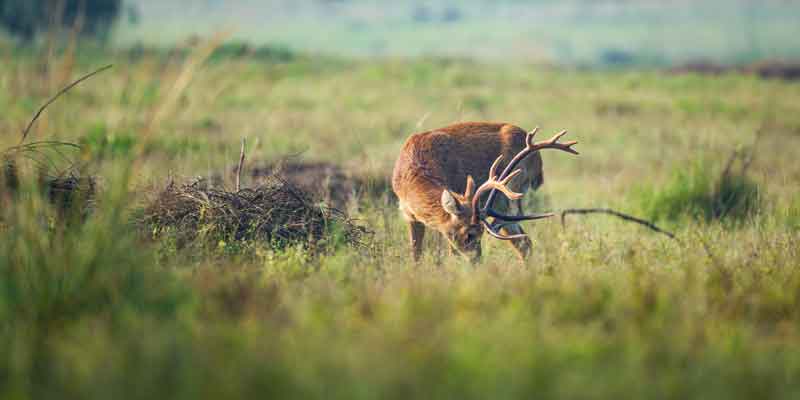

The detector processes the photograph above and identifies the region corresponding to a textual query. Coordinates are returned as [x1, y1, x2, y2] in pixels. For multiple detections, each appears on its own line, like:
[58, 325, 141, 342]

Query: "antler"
[482, 127, 578, 213]
[475, 127, 578, 241]
[465, 155, 544, 240]
[469, 155, 524, 226]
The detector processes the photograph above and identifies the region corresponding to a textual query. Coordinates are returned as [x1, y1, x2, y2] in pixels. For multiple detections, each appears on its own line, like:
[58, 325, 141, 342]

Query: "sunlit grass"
[1, 45, 800, 399]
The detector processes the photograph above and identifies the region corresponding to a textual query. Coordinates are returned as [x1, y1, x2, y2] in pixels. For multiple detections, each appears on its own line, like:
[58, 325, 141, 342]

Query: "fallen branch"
[559, 208, 678, 241]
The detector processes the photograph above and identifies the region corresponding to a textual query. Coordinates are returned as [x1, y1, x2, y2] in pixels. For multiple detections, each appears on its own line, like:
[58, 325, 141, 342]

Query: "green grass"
[1, 44, 800, 399]
[636, 159, 761, 223]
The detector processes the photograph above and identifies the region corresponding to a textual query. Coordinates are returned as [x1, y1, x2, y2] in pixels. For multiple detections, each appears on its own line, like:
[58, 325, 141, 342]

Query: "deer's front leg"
[408, 221, 426, 262]
[498, 223, 532, 260]
[501, 198, 532, 260]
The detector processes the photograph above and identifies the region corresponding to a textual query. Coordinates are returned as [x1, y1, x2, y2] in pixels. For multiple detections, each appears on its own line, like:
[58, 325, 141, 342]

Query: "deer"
[391, 122, 578, 263]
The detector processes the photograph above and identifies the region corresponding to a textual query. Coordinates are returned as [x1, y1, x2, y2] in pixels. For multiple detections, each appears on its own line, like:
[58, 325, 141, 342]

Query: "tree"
[0, 0, 122, 41]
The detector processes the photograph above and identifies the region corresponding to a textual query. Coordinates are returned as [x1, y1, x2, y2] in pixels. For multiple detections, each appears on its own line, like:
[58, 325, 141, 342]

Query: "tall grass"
[636, 158, 761, 223]
[1, 45, 800, 399]
[0, 168, 191, 398]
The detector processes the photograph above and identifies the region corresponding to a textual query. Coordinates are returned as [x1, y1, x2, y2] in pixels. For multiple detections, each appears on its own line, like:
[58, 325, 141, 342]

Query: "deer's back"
[392, 122, 541, 202]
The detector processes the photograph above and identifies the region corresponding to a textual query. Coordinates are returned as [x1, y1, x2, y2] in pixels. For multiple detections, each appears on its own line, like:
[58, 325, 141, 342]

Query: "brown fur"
[392, 122, 543, 262]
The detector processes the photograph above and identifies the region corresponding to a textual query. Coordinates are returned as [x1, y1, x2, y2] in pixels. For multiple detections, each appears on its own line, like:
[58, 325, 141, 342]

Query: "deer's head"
[439, 128, 578, 262]
[439, 175, 483, 261]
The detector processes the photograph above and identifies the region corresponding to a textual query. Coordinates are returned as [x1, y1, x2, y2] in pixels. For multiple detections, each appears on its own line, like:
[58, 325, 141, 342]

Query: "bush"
[0, 0, 121, 41]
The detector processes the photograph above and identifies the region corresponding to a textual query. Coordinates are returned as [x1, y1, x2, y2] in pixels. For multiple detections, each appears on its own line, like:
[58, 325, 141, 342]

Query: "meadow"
[2, 41, 800, 398]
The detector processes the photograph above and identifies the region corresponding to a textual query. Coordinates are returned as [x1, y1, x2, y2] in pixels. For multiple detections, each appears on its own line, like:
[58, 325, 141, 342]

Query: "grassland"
[2, 42, 800, 399]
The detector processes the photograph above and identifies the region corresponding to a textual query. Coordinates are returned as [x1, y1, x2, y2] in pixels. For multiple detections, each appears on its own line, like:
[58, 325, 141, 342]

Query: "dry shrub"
[2, 143, 96, 218]
[38, 168, 97, 216]
[141, 173, 370, 251]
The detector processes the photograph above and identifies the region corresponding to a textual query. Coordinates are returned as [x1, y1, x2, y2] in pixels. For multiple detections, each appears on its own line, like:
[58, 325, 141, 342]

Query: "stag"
[392, 122, 578, 262]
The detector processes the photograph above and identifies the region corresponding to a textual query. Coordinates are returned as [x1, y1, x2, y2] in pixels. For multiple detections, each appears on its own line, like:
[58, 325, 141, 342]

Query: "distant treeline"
[0, 0, 121, 40]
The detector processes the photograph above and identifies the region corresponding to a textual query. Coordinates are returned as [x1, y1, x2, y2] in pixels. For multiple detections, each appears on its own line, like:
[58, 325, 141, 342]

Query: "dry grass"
[1, 142, 96, 218]
[141, 173, 370, 251]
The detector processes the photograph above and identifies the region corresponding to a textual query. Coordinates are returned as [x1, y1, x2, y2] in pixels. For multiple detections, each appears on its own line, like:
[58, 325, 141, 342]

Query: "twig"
[720, 149, 739, 180]
[740, 128, 763, 174]
[559, 208, 678, 241]
[20, 64, 113, 144]
[236, 137, 246, 192]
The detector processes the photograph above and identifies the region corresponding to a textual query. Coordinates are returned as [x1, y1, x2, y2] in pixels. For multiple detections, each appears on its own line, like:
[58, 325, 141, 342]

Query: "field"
[2, 41, 800, 399]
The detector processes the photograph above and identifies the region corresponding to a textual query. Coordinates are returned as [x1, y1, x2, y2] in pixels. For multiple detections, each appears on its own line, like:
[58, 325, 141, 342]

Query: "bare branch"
[559, 208, 678, 241]
[236, 137, 247, 192]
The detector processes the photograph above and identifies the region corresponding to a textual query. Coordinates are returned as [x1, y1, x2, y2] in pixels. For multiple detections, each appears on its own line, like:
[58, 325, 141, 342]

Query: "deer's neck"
[401, 176, 453, 229]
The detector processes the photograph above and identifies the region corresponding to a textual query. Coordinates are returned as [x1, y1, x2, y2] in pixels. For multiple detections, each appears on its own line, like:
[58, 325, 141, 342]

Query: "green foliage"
[0, 173, 188, 320]
[79, 123, 211, 159]
[80, 123, 136, 158]
[637, 159, 761, 223]
[0, 0, 121, 41]
[0, 176, 191, 397]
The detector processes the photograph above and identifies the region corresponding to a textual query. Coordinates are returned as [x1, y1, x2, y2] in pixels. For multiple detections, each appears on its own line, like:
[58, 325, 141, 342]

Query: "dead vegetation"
[141, 173, 371, 251]
[2, 142, 96, 218]
[2, 66, 109, 218]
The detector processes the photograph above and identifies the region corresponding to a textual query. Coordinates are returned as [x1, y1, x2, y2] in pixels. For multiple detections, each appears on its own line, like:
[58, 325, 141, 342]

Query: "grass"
[1, 42, 800, 399]
[636, 158, 761, 224]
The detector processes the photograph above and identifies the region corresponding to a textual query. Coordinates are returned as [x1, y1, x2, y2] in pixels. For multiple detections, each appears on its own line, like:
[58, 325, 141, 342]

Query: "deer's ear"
[464, 175, 476, 199]
[441, 190, 463, 216]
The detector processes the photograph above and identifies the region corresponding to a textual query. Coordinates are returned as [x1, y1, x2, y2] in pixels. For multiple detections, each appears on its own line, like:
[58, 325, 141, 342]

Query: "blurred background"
[3, 0, 800, 67]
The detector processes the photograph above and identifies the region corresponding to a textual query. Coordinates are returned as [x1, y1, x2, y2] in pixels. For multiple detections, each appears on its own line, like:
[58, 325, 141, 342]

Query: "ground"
[1, 43, 800, 399]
